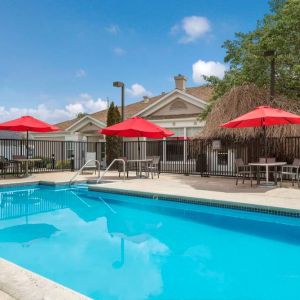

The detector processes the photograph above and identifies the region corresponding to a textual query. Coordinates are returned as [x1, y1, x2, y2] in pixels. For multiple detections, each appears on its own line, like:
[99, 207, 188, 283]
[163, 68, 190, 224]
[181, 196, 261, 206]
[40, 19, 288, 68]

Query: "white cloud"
[106, 24, 120, 34]
[113, 47, 126, 56]
[126, 83, 152, 98]
[75, 69, 86, 78]
[0, 94, 108, 124]
[192, 59, 226, 84]
[172, 16, 211, 43]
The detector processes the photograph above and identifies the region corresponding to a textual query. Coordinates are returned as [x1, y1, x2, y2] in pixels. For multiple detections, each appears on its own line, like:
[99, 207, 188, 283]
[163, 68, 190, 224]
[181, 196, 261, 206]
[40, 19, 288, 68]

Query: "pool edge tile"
[89, 185, 300, 218]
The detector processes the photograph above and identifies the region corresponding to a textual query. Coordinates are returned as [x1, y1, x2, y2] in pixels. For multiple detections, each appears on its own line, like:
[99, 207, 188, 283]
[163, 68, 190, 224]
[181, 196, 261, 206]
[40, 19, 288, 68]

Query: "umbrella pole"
[138, 137, 140, 160]
[263, 126, 267, 163]
[26, 130, 29, 159]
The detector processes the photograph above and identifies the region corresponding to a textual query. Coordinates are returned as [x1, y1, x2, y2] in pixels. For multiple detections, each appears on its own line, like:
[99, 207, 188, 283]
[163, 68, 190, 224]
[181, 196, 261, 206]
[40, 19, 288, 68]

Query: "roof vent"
[143, 96, 149, 103]
[161, 92, 166, 95]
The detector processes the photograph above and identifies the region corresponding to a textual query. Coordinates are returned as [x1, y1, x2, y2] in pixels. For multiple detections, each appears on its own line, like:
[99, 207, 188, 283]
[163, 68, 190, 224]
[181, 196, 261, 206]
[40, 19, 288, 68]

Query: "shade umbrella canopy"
[220, 106, 300, 163]
[0, 116, 59, 132]
[99, 116, 174, 138]
[0, 116, 59, 163]
[221, 106, 300, 128]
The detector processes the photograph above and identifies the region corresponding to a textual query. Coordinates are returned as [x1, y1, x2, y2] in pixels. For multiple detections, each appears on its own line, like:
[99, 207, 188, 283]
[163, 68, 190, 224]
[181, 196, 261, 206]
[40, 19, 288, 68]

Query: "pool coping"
[1, 180, 300, 217]
[0, 179, 300, 218]
[88, 185, 300, 218]
[0, 258, 90, 300]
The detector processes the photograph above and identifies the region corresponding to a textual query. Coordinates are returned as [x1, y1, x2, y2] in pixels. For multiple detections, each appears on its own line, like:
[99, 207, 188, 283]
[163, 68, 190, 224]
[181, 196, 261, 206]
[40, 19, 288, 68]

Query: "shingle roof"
[55, 85, 213, 130]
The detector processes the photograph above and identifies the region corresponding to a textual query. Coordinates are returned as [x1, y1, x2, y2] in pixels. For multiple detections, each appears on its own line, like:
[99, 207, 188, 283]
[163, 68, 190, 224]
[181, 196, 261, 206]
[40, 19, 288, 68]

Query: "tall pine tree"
[106, 102, 122, 165]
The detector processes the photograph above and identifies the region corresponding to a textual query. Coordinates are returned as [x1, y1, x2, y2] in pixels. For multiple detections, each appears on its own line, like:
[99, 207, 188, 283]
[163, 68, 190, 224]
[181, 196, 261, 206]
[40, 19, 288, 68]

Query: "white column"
[163, 138, 166, 163]
[144, 137, 147, 159]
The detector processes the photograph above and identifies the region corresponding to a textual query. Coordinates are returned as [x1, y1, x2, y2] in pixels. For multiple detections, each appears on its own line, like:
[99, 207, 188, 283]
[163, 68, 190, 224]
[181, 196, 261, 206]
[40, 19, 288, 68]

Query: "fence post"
[51, 154, 55, 170]
[71, 154, 75, 171]
[61, 141, 64, 171]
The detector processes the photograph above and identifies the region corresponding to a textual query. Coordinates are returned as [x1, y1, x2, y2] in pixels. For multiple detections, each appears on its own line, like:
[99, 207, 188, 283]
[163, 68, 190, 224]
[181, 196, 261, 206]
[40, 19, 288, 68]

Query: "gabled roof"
[55, 85, 213, 131]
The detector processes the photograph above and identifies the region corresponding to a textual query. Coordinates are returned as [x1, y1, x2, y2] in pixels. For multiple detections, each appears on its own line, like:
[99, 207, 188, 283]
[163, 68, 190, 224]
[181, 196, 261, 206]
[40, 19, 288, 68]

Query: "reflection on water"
[0, 223, 59, 243]
[0, 186, 169, 299]
[0, 187, 68, 221]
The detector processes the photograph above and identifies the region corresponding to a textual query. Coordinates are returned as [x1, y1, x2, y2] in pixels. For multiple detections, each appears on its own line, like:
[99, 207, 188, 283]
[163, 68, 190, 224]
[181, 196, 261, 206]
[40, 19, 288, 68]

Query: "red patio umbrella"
[221, 106, 300, 128]
[0, 115, 59, 158]
[100, 116, 174, 158]
[100, 116, 174, 138]
[221, 105, 300, 160]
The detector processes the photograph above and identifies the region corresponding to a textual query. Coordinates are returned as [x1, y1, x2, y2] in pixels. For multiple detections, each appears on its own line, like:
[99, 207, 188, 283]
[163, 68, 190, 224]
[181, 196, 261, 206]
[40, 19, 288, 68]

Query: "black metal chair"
[0, 156, 10, 178]
[0, 156, 22, 178]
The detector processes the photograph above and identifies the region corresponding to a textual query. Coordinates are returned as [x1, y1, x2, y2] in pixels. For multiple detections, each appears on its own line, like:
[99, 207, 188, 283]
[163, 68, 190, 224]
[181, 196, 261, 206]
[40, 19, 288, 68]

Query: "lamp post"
[264, 50, 276, 101]
[113, 81, 125, 121]
[113, 81, 125, 156]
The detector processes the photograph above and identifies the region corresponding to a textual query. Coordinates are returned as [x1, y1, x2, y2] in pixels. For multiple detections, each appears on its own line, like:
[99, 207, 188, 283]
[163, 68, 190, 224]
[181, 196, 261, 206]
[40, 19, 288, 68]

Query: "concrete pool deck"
[0, 259, 90, 300]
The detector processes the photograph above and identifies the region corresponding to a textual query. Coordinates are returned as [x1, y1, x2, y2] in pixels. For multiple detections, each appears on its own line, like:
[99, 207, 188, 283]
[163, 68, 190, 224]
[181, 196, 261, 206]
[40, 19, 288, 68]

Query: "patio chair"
[146, 156, 160, 179]
[280, 158, 300, 188]
[82, 152, 97, 174]
[0, 156, 21, 178]
[235, 158, 255, 187]
[259, 157, 276, 163]
[0, 156, 10, 178]
[118, 157, 129, 178]
[12, 155, 28, 176]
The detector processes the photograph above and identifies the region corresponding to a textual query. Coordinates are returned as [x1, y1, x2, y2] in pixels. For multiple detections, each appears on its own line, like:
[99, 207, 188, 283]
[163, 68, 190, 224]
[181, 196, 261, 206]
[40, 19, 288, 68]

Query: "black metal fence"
[0, 139, 106, 175]
[125, 137, 300, 176]
[0, 137, 300, 177]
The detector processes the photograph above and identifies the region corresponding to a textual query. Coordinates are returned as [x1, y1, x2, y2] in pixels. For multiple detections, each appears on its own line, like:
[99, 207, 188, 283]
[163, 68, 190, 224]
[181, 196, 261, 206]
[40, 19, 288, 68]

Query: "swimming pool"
[0, 184, 300, 300]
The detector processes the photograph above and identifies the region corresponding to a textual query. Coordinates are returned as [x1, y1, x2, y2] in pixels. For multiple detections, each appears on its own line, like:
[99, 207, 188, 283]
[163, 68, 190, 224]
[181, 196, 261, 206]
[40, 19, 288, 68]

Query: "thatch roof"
[199, 84, 300, 140]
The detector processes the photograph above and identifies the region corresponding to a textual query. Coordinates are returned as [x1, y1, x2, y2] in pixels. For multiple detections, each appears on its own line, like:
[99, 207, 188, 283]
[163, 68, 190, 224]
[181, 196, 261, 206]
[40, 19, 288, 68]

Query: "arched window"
[169, 100, 187, 111]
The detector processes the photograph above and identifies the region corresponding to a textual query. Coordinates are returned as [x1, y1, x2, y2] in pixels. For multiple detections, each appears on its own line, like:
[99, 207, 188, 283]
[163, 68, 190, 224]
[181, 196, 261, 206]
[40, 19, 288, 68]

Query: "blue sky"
[0, 0, 269, 123]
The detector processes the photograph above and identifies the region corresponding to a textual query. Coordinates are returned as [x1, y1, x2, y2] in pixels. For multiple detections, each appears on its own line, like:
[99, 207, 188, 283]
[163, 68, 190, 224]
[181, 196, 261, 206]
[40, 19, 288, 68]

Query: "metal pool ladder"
[69, 159, 101, 186]
[96, 158, 126, 184]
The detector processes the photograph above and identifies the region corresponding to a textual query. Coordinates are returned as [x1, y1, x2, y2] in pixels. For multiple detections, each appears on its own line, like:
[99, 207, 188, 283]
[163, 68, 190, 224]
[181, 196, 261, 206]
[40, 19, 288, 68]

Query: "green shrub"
[55, 160, 71, 170]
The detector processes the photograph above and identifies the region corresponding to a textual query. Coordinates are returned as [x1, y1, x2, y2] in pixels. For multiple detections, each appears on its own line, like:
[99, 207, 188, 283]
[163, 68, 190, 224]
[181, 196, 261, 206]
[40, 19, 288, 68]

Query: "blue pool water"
[0, 185, 300, 300]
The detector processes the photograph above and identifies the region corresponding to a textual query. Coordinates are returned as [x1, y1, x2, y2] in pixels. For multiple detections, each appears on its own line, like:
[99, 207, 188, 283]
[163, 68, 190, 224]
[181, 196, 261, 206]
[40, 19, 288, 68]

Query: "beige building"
[32, 75, 212, 142]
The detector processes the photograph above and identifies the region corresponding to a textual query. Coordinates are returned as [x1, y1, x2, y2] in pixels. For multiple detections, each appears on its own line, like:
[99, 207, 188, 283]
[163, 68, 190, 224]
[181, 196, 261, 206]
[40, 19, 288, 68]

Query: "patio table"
[248, 162, 287, 185]
[13, 158, 42, 177]
[127, 159, 153, 178]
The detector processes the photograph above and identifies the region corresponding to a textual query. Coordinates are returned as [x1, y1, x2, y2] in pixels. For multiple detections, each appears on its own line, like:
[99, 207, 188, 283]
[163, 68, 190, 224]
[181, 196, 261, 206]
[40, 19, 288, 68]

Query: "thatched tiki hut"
[196, 84, 300, 174]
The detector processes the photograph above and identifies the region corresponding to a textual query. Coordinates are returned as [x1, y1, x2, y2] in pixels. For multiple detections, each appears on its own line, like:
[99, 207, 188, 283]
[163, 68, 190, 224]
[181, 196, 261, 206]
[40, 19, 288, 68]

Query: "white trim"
[66, 115, 106, 132]
[134, 89, 207, 117]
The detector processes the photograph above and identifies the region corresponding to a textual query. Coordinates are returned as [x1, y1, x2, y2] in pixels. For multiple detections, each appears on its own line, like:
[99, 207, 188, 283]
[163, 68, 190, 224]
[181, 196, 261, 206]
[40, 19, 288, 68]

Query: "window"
[66, 142, 75, 159]
[169, 100, 187, 111]
[186, 127, 202, 138]
[166, 127, 184, 138]
[217, 151, 228, 165]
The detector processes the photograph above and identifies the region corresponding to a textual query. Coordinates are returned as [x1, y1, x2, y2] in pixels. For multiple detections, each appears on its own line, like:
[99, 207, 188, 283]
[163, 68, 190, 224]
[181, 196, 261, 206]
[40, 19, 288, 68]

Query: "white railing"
[69, 159, 101, 185]
[96, 158, 126, 184]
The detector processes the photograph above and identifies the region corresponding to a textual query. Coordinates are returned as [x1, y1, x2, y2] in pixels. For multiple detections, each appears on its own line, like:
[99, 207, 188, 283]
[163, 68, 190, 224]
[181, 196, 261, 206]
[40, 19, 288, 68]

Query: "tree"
[76, 112, 87, 119]
[201, 0, 300, 119]
[105, 102, 122, 165]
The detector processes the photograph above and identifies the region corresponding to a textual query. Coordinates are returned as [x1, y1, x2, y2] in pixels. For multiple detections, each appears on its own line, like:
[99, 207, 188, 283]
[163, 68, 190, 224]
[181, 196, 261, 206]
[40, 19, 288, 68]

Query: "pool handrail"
[69, 159, 101, 185]
[96, 158, 126, 183]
